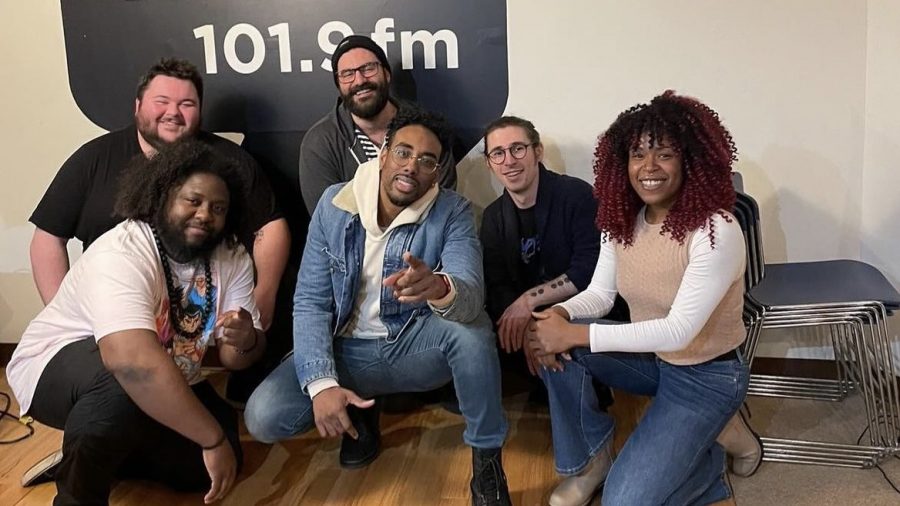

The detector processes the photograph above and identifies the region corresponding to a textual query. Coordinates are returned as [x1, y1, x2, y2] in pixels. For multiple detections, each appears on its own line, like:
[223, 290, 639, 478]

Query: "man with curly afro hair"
[9, 140, 267, 505]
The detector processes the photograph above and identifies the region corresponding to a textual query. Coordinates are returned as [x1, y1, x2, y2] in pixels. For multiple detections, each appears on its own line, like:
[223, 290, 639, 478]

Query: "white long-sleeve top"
[557, 210, 746, 363]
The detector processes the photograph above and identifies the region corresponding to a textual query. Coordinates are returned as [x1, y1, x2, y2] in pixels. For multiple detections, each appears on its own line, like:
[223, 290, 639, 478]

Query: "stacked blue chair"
[733, 191, 900, 468]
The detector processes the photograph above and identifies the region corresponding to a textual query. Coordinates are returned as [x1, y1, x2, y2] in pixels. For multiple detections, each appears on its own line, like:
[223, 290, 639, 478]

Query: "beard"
[135, 113, 196, 151]
[341, 80, 390, 119]
[387, 191, 416, 208]
[154, 210, 221, 263]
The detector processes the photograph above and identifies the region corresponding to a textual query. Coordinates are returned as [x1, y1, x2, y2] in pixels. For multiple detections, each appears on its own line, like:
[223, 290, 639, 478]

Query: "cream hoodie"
[307, 158, 455, 398]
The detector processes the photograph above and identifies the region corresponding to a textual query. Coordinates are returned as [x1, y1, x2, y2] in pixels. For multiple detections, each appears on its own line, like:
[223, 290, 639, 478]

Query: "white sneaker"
[548, 443, 613, 506]
[21, 449, 63, 487]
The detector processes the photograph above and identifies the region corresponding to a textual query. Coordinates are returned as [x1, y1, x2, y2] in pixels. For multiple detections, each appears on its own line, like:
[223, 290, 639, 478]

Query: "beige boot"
[548, 443, 613, 506]
[717, 410, 762, 477]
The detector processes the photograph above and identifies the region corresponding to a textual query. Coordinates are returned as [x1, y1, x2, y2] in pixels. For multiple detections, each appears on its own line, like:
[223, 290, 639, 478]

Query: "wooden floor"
[0, 371, 735, 505]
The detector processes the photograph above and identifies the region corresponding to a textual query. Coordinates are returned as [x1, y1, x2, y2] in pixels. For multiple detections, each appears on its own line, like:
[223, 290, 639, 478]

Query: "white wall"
[0, 2, 103, 343]
[459, 0, 895, 360]
[863, 0, 900, 287]
[862, 0, 900, 364]
[2, 2, 898, 359]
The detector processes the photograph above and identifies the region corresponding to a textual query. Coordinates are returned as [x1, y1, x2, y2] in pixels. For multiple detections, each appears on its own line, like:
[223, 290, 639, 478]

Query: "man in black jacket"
[481, 116, 626, 385]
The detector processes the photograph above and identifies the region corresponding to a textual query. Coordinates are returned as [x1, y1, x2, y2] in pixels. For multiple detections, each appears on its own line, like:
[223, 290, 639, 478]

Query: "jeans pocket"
[679, 360, 745, 413]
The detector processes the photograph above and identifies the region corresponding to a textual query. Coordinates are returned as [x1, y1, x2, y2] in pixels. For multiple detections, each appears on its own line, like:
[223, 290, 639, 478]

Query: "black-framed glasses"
[486, 143, 534, 164]
[336, 61, 382, 83]
[390, 147, 441, 174]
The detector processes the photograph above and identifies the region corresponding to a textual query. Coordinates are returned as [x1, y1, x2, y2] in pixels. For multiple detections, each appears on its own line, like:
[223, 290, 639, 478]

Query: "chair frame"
[733, 191, 900, 468]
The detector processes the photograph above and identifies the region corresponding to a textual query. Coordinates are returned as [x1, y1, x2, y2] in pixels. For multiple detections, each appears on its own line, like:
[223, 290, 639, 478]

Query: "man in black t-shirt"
[28, 58, 291, 401]
[30, 58, 288, 319]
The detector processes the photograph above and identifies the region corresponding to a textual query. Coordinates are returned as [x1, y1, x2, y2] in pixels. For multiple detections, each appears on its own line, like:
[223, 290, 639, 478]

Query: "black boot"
[339, 401, 381, 469]
[470, 447, 511, 506]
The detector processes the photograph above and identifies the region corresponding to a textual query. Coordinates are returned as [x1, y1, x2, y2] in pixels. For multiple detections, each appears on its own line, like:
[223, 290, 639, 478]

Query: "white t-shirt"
[7, 220, 260, 414]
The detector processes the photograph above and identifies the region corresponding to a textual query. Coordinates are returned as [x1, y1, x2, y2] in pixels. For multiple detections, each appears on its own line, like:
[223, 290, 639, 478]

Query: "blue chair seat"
[750, 259, 900, 310]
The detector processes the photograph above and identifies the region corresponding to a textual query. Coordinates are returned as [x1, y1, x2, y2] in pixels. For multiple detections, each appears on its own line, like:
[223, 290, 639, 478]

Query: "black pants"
[28, 339, 242, 506]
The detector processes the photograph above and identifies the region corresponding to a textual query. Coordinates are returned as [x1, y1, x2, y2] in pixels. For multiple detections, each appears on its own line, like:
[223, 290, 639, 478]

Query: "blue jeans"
[541, 347, 749, 506]
[245, 312, 508, 449]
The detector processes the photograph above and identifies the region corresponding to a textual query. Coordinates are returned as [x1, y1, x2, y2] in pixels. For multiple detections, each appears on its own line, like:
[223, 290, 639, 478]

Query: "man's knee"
[65, 375, 149, 438]
[244, 387, 282, 444]
[445, 322, 497, 359]
[245, 379, 312, 444]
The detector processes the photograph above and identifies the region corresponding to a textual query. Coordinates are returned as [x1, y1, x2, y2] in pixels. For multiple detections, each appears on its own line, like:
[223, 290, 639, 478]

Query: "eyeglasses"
[336, 61, 382, 83]
[486, 143, 534, 164]
[390, 147, 441, 174]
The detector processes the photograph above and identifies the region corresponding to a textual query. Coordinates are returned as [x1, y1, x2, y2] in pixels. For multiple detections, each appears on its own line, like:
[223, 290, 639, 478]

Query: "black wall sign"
[60, 0, 509, 153]
[61, 0, 508, 273]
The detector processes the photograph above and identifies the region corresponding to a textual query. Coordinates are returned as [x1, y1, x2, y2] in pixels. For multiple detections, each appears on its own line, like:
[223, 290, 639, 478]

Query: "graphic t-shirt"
[516, 206, 541, 288]
[158, 259, 221, 383]
[7, 220, 261, 414]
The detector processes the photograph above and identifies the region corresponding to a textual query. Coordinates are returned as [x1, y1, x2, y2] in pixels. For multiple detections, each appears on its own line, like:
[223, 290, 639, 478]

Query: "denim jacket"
[292, 178, 486, 391]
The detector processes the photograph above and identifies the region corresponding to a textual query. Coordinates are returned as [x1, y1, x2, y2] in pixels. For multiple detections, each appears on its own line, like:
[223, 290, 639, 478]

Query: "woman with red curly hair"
[528, 91, 755, 505]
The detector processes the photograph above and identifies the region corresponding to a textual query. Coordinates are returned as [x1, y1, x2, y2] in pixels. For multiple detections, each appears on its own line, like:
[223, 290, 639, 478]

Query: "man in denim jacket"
[246, 109, 511, 505]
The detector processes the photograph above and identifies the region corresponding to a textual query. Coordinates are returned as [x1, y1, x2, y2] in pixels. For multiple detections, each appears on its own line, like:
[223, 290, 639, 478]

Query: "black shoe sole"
[339, 443, 380, 469]
[340, 400, 382, 469]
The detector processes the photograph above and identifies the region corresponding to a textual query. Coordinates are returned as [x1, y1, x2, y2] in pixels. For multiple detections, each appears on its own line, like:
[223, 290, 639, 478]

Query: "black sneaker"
[470, 447, 511, 506]
[339, 402, 381, 469]
[21, 449, 63, 487]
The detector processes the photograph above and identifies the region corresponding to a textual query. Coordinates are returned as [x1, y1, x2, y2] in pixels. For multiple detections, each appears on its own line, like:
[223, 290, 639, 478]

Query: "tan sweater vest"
[616, 216, 746, 365]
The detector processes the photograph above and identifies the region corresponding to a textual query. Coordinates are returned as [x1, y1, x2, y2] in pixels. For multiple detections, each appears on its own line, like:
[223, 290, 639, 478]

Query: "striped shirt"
[354, 126, 380, 161]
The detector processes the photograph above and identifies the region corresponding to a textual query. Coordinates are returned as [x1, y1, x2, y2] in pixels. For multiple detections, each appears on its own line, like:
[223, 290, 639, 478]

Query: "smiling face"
[378, 124, 441, 219]
[484, 125, 542, 198]
[336, 48, 391, 120]
[134, 76, 200, 151]
[627, 133, 684, 223]
[157, 172, 229, 262]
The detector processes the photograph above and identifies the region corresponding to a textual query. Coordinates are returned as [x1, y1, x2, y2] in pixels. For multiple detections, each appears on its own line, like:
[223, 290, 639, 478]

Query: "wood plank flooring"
[0, 371, 734, 505]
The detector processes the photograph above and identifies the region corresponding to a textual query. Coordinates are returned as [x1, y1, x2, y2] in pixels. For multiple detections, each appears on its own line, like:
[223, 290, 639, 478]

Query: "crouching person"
[245, 108, 511, 505]
[7, 140, 266, 505]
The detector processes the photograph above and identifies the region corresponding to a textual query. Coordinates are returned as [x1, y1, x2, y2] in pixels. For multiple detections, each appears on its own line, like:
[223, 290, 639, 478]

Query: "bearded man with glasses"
[247, 109, 511, 505]
[298, 35, 457, 216]
[480, 116, 629, 403]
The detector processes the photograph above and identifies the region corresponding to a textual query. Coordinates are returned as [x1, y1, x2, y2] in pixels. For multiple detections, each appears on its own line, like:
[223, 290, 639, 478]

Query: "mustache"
[160, 115, 186, 125]
[185, 220, 211, 231]
[349, 82, 378, 95]
[393, 174, 419, 188]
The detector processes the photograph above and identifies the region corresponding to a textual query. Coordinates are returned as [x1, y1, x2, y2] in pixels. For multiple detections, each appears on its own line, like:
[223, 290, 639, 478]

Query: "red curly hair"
[593, 90, 737, 247]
